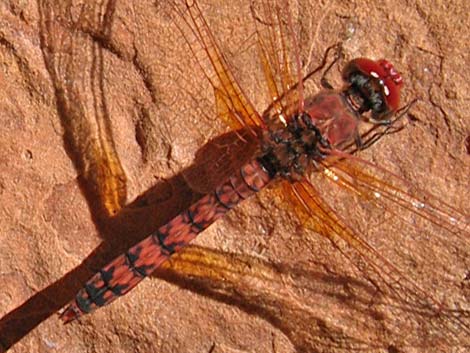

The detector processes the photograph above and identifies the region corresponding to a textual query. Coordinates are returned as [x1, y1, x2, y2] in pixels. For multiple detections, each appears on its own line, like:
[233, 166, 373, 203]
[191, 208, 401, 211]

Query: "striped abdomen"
[60, 158, 273, 323]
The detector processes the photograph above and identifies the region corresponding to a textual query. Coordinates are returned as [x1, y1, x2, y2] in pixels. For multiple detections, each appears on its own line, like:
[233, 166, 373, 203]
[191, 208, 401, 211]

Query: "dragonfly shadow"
[157, 245, 465, 352]
[156, 246, 390, 352]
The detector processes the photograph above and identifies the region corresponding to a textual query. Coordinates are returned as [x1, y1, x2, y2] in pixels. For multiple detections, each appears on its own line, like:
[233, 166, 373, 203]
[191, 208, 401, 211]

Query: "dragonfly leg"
[303, 43, 343, 89]
[357, 99, 418, 150]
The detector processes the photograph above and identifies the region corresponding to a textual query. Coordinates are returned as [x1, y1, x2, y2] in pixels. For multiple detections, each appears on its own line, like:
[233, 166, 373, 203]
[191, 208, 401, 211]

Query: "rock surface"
[0, 1, 468, 352]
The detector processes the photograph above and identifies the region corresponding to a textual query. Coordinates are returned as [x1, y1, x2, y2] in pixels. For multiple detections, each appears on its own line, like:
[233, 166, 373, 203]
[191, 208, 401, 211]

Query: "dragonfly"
[59, 0, 469, 349]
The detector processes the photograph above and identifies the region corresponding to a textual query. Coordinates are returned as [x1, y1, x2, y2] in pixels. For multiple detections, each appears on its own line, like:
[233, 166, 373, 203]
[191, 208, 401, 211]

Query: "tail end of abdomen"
[59, 235, 170, 323]
[59, 301, 84, 324]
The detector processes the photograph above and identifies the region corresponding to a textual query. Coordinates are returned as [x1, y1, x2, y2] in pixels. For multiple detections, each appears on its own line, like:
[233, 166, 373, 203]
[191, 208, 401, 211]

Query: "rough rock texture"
[0, 1, 468, 353]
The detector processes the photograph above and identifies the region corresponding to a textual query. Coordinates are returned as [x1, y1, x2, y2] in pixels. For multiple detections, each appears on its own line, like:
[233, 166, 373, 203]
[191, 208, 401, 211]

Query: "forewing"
[253, 1, 299, 100]
[170, 0, 265, 133]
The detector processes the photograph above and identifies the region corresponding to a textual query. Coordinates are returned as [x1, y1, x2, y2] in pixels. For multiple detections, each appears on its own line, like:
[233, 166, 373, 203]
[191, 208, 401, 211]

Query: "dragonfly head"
[342, 58, 403, 122]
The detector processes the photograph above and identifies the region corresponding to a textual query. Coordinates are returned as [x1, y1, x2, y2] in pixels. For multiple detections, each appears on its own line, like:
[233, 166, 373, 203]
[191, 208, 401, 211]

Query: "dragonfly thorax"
[259, 113, 330, 181]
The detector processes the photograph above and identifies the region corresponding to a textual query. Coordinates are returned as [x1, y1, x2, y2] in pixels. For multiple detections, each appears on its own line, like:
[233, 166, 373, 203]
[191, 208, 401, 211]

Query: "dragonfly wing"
[170, 1, 265, 133]
[181, 127, 262, 193]
[281, 154, 469, 346]
[173, 1, 307, 132]
[251, 1, 300, 107]
[324, 151, 469, 237]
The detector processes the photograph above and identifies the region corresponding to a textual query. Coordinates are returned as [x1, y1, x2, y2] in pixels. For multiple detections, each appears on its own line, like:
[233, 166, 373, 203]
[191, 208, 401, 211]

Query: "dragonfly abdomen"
[60, 158, 272, 323]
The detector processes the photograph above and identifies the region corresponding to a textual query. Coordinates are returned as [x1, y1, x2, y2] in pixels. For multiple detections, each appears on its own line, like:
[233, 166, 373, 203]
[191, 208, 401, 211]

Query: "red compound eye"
[343, 58, 404, 113]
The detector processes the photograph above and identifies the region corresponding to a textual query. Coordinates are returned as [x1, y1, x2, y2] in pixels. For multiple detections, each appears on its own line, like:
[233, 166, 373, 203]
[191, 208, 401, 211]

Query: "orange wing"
[251, 0, 302, 112]
[170, 0, 266, 133]
[281, 152, 470, 343]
